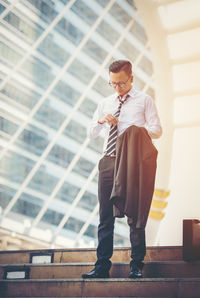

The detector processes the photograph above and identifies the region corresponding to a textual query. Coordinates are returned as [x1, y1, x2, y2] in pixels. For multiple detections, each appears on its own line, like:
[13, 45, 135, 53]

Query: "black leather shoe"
[128, 260, 144, 278]
[82, 268, 110, 279]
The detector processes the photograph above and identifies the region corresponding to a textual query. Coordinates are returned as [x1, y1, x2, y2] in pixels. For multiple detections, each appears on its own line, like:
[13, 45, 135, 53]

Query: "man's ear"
[131, 75, 134, 83]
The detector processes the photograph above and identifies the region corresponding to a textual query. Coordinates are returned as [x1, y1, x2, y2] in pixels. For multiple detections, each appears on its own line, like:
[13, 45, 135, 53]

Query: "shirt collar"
[127, 86, 136, 97]
[115, 86, 136, 101]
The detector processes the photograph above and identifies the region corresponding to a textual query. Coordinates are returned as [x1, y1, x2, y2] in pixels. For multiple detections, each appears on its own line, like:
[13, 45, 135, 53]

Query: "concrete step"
[1, 261, 200, 280]
[0, 246, 182, 265]
[0, 278, 200, 297]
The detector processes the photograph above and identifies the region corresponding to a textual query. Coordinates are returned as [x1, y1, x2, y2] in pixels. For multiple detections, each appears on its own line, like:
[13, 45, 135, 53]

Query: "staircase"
[0, 246, 200, 297]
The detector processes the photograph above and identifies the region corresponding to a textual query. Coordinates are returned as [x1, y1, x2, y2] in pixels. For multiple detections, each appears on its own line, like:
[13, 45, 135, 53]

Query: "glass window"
[0, 41, 22, 65]
[134, 76, 145, 91]
[95, 0, 109, 6]
[63, 216, 84, 233]
[106, 57, 116, 69]
[29, 165, 59, 195]
[78, 191, 97, 211]
[109, 3, 131, 26]
[0, 186, 43, 221]
[93, 76, 112, 97]
[126, 0, 137, 9]
[114, 233, 127, 246]
[78, 98, 97, 118]
[82, 39, 107, 63]
[56, 17, 84, 45]
[130, 21, 147, 45]
[73, 157, 95, 179]
[0, 116, 18, 135]
[0, 185, 15, 209]
[56, 182, 80, 203]
[0, 3, 6, 14]
[4, 12, 43, 42]
[11, 196, 42, 218]
[59, 0, 71, 4]
[93, 172, 98, 184]
[64, 120, 87, 143]
[38, 36, 70, 67]
[138, 56, 153, 76]
[97, 20, 118, 44]
[68, 59, 95, 84]
[26, 0, 58, 24]
[71, 0, 98, 26]
[22, 57, 54, 89]
[42, 208, 63, 226]
[84, 224, 97, 239]
[47, 144, 75, 168]
[88, 137, 104, 154]
[1, 152, 34, 184]
[17, 125, 49, 156]
[35, 100, 65, 130]
[119, 39, 139, 61]
[1, 81, 40, 109]
[52, 80, 81, 107]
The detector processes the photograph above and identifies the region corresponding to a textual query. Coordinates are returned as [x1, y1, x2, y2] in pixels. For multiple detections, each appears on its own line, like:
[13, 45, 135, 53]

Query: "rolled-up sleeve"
[145, 96, 162, 139]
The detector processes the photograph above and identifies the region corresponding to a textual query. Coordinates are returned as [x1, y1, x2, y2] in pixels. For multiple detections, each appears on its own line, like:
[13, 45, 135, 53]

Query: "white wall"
[135, 0, 200, 246]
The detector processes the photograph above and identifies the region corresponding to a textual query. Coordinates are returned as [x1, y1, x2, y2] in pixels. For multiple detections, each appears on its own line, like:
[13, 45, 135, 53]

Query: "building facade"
[0, 0, 155, 249]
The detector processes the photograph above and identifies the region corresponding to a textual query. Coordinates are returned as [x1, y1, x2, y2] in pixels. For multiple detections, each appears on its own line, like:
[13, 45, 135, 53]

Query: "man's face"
[109, 70, 133, 97]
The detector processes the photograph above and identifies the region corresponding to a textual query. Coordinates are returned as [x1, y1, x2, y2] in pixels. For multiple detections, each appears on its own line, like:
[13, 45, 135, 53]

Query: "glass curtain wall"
[0, 0, 154, 248]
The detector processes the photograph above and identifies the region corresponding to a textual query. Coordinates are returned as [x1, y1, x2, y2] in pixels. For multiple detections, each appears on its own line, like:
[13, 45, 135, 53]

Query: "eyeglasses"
[109, 76, 131, 88]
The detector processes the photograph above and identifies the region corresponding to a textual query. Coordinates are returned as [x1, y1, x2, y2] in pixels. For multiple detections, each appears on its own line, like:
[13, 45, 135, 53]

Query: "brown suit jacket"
[110, 125, 158, 228]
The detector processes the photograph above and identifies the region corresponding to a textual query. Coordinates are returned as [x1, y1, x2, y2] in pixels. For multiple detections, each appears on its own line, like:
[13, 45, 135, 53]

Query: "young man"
[82, 60, 162, 279]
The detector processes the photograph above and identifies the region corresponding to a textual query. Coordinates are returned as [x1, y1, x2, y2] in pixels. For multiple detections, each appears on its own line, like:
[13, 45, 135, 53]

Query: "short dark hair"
[109, 60, 132, 76]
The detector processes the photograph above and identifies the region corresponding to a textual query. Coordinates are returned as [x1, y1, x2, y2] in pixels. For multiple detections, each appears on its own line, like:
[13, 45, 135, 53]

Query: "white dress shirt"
[88, 87, 162, 153]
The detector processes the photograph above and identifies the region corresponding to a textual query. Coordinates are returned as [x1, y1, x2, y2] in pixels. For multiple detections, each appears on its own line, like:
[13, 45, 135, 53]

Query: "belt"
[109, 153, 116, 157]
[104, 152, 116, 157]
[104, 153, 116, 158]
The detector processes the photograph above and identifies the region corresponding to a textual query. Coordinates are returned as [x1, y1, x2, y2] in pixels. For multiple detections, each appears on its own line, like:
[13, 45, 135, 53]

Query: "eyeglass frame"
[108, 76, 131, 88]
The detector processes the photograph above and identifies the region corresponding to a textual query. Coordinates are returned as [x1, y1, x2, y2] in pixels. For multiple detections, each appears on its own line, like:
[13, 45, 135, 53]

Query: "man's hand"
[98, 114, 118, 126]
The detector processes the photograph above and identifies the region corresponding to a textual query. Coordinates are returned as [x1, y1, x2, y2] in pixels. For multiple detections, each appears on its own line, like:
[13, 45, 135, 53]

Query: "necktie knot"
[119, 94, 129, 105]
[114, 94, 129, 118]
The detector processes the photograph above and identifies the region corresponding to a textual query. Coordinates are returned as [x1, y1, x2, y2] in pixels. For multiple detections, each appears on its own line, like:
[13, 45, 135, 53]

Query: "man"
[82, 60, 162, 279]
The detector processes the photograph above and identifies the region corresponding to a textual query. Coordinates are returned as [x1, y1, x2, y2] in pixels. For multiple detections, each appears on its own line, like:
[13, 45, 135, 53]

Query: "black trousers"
[96, 156, 146, 268]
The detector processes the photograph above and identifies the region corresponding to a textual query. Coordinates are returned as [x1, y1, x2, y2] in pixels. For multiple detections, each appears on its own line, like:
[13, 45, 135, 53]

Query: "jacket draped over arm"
[110, 125, 158, 228]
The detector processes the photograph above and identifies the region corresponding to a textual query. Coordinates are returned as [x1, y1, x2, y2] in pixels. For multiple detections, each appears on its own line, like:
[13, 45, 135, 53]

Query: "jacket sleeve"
[145, 95, 162, 139]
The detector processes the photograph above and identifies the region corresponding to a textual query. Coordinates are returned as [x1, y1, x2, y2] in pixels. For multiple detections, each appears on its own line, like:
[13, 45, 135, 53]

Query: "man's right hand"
[98, 114, 118, 126]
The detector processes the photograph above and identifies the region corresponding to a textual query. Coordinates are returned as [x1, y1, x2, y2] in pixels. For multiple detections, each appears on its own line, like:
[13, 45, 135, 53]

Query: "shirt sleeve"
[87, 100, 107, 139]
[145, 95, 162, 139]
